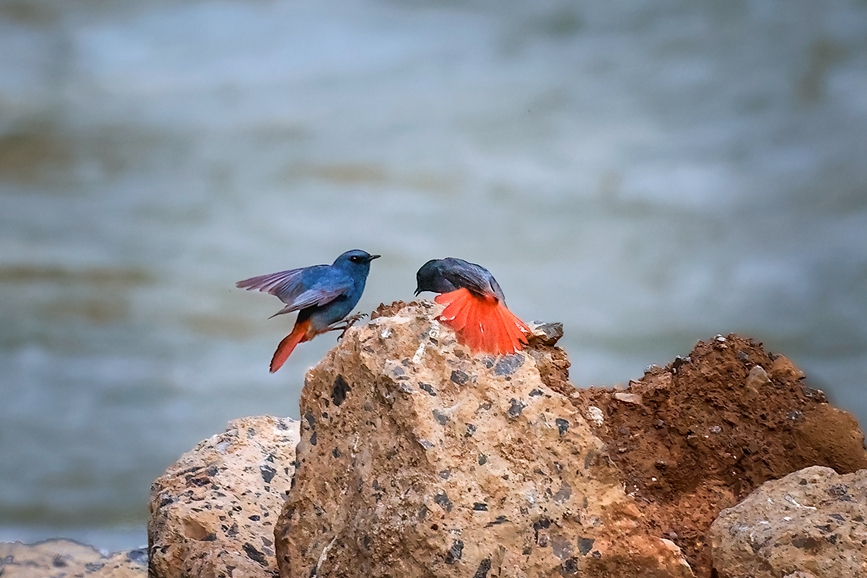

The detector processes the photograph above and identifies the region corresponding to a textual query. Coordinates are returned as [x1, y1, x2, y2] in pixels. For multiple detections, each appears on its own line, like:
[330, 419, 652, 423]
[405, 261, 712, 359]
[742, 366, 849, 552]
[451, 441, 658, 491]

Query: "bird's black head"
[414, 259, 437, 295]
[414, 259, 456, 295]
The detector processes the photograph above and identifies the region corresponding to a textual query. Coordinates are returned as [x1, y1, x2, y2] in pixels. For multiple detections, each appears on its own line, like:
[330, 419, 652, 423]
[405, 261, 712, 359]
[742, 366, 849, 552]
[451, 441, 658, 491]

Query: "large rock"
[573, 335, 867, 576]
[275, 301, 693, 578]
[709, 466, 867, 578]
[0, 539, 146, 577]
[148, 415, 299, 578]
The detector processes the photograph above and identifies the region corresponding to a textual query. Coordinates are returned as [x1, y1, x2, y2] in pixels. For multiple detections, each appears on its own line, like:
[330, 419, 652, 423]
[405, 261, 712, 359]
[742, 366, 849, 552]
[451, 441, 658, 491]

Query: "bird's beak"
[369, 254, 381, 261]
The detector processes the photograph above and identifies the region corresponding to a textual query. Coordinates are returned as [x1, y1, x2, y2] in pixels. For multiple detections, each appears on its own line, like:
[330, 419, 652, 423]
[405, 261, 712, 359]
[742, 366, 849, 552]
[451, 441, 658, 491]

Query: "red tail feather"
[435, 288, 529, 355]
[270, 318, 313, 373]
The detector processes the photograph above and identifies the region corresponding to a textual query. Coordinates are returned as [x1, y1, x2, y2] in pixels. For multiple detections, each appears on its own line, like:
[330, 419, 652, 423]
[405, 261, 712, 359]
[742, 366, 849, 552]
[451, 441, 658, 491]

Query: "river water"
[1, 0, 866, 550]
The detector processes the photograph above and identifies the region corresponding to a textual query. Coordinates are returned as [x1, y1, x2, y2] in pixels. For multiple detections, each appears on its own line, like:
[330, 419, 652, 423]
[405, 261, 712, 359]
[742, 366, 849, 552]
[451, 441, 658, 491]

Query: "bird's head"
[414, 259, 443, 296]
[334, 249, 380, 273]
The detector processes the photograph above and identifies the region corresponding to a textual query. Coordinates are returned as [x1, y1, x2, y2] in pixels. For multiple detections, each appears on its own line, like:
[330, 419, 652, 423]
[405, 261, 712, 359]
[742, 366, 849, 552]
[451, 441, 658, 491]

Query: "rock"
[573, 335, 867, 577]
[614, 392, 643, 405]
[709, 466, 867, 578]
[769, 354, 806, 382]
[0, 539, 146, 577]
[744, 365, 770, 389]
[275, 301, 693, 578]
[585, 405, 605, 427]
[148, 415, 299, 578]
[527, 321, 564, 346]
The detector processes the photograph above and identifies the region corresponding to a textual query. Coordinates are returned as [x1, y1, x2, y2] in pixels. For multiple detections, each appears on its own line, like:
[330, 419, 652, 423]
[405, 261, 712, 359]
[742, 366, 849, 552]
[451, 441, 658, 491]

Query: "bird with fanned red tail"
[415, 257, 529, 356]
[237, 249, 379, 372]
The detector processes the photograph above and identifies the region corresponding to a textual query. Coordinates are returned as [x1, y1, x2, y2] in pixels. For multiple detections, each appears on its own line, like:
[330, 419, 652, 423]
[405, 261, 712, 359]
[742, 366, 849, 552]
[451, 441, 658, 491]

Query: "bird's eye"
[350, 256, 361, 263]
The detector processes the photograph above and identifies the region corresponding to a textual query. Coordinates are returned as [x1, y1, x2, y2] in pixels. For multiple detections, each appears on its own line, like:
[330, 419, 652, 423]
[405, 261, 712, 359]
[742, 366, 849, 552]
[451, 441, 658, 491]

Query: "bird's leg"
[327, 312, 368, 340]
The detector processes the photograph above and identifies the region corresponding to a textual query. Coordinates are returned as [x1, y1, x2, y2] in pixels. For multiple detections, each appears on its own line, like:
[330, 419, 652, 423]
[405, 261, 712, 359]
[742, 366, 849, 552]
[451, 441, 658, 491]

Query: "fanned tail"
[270, 318, 313, 373]
[435, 288, 529, 355]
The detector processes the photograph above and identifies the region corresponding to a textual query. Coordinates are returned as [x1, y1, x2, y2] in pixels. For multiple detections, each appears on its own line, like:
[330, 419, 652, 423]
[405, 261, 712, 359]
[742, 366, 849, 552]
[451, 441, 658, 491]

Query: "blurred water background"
[1, 0, 866, 551]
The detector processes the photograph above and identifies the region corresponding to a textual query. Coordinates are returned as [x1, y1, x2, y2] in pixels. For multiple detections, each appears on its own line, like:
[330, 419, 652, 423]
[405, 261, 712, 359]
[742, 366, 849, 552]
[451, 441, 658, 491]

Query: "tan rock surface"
[709, 466, 867, 578]
[275, 301, 693, 578]
[148, 415, 299, 578]
[0, 539, 146, 577]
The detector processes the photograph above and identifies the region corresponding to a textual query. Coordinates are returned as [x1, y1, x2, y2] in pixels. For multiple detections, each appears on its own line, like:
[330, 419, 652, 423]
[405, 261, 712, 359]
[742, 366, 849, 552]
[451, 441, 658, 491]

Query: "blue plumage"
[237, 249, 379, 372]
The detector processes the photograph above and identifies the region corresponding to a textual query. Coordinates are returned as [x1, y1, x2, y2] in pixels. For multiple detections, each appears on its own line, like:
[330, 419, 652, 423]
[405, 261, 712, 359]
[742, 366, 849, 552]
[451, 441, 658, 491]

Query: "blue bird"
[237, 249, 379, 372]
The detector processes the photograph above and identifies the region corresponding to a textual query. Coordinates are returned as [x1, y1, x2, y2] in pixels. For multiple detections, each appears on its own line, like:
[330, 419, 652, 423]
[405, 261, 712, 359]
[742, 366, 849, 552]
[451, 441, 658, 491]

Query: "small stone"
[586, 406, 604, 427]
[613, 392, 642, 405]
[332, 375, 351, 406]
[493, 354, 525, 376]
[432, 409, 449, 425]
[433, 491, 453, 512]
[418, 382, 437, 396]
[445, 540, 463, 564]
[508, 398, 526, 418]
[527, 321, 564, 345]
[671, 355, 691, 372]
[745, 365, 771, 389]
[450, 370, 470, 385]
[769, 355, 806, 382]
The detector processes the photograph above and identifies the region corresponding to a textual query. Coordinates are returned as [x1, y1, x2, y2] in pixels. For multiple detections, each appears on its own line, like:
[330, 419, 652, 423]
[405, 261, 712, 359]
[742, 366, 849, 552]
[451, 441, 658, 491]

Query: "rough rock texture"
[573, 335, 867, 577]
[0, 539, 146, 577]
[709, 466, 867, 578]
[148, 415, 299, 578]
[276, 301, 693, 578]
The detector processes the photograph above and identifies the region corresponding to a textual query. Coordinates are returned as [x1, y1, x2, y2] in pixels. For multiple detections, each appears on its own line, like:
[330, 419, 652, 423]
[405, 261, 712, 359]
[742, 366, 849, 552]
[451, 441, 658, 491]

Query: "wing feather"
[439, 259, 506, 302]
[237, 265, 351, 316]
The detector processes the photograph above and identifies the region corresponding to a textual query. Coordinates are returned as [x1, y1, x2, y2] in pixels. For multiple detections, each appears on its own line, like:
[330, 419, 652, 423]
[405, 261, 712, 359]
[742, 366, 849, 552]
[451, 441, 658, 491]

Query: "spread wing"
[236, 266, 352, 317]
[236, 266, 310, 296]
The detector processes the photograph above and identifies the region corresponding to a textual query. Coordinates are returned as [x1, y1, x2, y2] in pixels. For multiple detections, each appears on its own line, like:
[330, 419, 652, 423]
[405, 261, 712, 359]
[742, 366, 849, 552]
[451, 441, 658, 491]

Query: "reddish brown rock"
[573, 335, 867, 577]
[709, 466, 867, 577]
[275, 301, 693, 578]
[0, 539, 146, 577]
[148, 415, 299, 578]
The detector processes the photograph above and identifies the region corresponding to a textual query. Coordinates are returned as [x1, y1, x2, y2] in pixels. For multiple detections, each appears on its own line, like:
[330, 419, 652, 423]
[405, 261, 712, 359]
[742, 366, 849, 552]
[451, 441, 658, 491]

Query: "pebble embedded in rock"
[613, 392, 642, 405]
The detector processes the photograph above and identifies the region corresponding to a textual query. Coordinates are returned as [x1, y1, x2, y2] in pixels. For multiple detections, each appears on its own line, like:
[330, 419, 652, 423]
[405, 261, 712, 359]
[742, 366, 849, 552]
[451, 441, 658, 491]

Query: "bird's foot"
[330, 312, 368, 340]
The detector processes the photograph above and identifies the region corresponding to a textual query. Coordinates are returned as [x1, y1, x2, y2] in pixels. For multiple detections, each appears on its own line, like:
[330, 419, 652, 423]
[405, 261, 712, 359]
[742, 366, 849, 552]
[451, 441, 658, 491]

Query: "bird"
[236, 249, 380, 372]
[415, 257, 529, 355]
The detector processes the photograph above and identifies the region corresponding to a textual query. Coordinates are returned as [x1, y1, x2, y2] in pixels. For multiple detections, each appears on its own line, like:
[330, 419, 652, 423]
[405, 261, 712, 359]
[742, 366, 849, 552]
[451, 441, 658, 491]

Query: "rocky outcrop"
[709, 466, 867, 577]
[275, 301, 693, 578]
[0, 539, 146, 577]
[573, 335, 867, 576]
[148, 415, 299, 578]
[137, 302, 867, 578]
